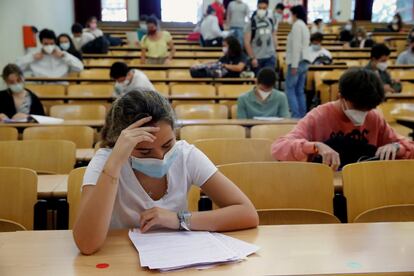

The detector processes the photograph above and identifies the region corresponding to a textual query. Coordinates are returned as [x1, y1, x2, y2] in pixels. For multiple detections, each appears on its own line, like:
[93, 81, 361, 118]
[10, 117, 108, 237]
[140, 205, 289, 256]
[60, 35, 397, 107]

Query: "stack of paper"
[253, 116, 284, 121]
[128, 230, 259, 272]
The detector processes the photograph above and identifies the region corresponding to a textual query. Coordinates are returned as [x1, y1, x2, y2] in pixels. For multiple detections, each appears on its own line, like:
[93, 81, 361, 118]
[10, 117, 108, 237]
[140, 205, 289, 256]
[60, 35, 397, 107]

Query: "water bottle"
[198, 193, 212, 211]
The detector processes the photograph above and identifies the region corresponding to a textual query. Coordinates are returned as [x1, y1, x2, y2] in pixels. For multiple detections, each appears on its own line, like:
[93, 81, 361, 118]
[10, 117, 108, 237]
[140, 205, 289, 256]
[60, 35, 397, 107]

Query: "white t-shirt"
[118, 69, 155, 96]
[82, 140, 217, 229]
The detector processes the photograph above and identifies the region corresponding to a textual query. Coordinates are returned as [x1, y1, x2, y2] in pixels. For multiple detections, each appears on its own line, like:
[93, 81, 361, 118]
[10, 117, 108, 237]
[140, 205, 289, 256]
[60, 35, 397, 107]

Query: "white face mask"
[342, 100, 368, 126]
[43, 45, 55, 54]
[274, 13, 283, 22]
[222, 46, 228, 55]
[60, 42, 70, 51]
[345, 24, 352, 31]
[257, 88, 272, 100]
[256, 9, 267, 19]
[376, 62, 388, 71]
[9, 82, 25, 93]
[114, 79, 130, 94]
[311, 44, 321, 51]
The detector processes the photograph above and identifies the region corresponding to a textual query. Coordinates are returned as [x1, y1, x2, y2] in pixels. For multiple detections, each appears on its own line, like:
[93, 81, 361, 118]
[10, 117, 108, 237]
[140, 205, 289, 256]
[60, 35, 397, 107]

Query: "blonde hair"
[101, 90, 175, 148]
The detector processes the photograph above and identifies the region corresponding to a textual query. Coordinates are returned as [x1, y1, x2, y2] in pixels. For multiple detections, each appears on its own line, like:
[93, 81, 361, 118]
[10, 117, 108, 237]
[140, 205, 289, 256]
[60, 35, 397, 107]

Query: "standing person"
[109, 62, 155, 97]
[16, 29, 83, 77]
[72, 90, 259, 254]
[211, 0, 226, 30]
[140, 16, 175, 65]
[200, 5, 224, 47]
[273, 3, 285, 31]
[285, 5, 310, 118]
[244, 0, 277, 75]
[0, 64, 45, 121]
[57, 34, 83, 61]
[227, 0, 250, 47]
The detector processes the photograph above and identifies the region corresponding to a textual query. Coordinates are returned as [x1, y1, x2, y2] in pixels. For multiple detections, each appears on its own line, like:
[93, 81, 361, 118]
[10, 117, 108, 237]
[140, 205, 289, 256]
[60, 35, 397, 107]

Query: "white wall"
[0, 0, 74, 87]
[332, 0, 353, 22]
[128, 0, 139, 21]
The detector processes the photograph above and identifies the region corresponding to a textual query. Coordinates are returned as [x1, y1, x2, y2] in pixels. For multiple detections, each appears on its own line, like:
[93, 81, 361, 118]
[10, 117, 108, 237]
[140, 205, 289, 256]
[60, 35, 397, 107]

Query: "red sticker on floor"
[96, 263, 110, 269]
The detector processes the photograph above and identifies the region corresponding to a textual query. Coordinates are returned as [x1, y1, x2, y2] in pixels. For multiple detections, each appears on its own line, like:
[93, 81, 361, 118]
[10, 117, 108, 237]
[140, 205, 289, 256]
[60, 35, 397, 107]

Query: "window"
[101, 0, 127, 22]
[161, 0, 203, 23]
[307, 0, 331, 23]
[372, 0, 397, 22]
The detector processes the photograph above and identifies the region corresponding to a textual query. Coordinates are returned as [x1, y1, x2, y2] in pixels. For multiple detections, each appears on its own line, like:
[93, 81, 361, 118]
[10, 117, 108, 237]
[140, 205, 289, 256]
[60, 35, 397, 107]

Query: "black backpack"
[81, 36, 110, 54]
[250, 11, 274, 42]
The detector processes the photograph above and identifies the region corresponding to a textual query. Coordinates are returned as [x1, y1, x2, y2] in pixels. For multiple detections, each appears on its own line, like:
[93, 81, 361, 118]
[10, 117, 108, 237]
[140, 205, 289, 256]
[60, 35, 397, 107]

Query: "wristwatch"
[177, 211, 192, 231]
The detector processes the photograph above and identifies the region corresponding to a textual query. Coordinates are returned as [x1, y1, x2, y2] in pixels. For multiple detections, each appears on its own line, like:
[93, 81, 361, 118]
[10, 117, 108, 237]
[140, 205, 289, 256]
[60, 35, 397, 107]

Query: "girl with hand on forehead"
[73, 90, 258, 255]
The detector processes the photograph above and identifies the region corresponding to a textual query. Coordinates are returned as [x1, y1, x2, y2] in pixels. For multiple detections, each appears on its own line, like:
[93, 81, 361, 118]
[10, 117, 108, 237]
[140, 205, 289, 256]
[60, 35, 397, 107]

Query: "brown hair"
[101, 90, 175, 148]
[2, 64, 23, 81]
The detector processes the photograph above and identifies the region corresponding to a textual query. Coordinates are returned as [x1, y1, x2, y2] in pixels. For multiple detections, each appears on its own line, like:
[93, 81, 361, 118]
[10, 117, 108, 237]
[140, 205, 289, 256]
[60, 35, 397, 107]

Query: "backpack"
[81, 36, 110, 54]
[190, 62, 228, 78]
[250, 11, 274, 42]
[313, 55, 333, 65]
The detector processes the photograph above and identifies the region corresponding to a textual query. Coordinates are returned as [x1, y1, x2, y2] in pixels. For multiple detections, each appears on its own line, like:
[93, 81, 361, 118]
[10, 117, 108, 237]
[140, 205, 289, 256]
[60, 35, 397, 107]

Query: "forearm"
[141, 49, 147, 61]
[190, 204, 258, 232]
[72, 156, 122, 254]
[224, 63, 245, 72]
[245, 42, 254, 58]
[168, 45, 175, 59]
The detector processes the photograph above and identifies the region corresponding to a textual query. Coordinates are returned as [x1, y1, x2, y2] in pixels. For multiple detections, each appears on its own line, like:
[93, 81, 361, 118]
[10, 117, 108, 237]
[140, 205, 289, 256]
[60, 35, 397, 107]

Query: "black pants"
[204, 37, 223, 47]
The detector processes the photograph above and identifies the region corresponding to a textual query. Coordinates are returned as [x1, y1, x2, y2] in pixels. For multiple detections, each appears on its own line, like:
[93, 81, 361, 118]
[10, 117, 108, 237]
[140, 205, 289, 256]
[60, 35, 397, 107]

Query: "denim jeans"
[286, 61, 309, 118]
[230, 27, 244, 48]
[253, 55, 276, 75]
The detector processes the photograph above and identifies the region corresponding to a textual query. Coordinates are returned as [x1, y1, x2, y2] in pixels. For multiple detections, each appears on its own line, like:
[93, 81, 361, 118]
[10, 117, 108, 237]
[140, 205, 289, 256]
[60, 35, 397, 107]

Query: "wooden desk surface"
[176, 119, 298, 127]
[1, 223, 414, 275]
[37, 174, 68, 198]
[76, 148, 95, 162]
[0, 120, 105, 129]
[26, 77, 256, 83]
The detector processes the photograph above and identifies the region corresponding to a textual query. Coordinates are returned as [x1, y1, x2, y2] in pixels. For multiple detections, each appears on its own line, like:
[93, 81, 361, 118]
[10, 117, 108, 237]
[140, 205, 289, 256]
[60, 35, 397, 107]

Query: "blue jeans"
[253, 56, 276, 75]
[286, 61, 309, 118]
[230, 27, 244, 48]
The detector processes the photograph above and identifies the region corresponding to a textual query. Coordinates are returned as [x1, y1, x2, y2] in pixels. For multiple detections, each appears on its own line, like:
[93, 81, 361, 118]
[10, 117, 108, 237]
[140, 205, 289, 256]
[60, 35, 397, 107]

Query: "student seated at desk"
[16, 29, 83, 77]
[271, 68, 414, 171]
[109, 62, 154, 97]
[71, 23, 94, 51]
[339, 20, 354, 43]
[73, 90, 258, 254]
[83, 16, 104, 39]
[57, 34, 83, 61]
[365, 44, 401, 94]
[140, 16, 175, 65]
[396, 37, 414, 65]
[219, 36, 247, 78]
[0, 64, 44, 121]
[311, 19, 324, 34]
[306, 32, 332, 65]
[237, 68, 290, 119]
[350, 27, 375, 49]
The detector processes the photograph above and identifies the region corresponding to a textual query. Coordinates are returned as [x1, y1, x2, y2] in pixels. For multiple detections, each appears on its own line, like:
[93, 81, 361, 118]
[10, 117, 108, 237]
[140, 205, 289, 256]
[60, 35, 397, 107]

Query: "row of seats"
[3, 159, 414, 230]
[0, 124, 297, 147]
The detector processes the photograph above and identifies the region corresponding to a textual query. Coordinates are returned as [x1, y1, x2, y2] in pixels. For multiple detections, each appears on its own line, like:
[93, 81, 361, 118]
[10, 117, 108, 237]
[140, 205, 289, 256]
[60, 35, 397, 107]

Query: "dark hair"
[370, 44, 391, 59]
[2, 64, 23, 81]
[71, 23, 83, 34]
[311, 32, 324, 43]
[110, 62, 129, 79]
[86, 16, 97, 27]
[257, 68, 277, 87]
[290, 5, 307, 24]
[207, 5, 215, 15]
[339, 68, 384, 110]
[39, 29, 56, 43]
[146, 16, 158, 26]
[57, 34, 75, 48]
[224, 36, 242, 58]
[314, 18, 323, 25]
[275, 3, 285, 10]
[393, 13, 403, 31]
[258, 0, 269, 5]
[101, 90, 175, 148]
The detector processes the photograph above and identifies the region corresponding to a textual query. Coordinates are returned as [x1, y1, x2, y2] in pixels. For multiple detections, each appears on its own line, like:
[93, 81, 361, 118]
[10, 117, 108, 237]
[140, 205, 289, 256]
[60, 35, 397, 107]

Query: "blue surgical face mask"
[130, 141, 181, 178]
[311, 44, 322, 51]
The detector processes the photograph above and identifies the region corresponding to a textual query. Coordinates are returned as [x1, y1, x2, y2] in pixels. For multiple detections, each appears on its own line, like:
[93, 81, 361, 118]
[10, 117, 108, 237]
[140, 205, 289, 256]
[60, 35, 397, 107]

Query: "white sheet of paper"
[30, 115, 64, 124]
[126, 31, 139, 47]
[253, 116, 284, 121]
[128, 230, 259, 271]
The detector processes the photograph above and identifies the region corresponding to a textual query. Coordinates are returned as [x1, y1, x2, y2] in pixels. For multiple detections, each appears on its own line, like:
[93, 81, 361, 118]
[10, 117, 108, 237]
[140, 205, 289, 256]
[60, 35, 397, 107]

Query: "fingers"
[391, 147, 397, 160]
[331, 154, 341, 171]
[127, 129, 157, 139]
[126, 116, 153, 130]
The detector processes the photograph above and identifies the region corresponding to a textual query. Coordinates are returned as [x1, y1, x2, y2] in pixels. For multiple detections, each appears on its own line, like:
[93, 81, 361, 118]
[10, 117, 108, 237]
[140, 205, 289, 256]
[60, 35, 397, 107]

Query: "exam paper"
[128, 230, 259, 272]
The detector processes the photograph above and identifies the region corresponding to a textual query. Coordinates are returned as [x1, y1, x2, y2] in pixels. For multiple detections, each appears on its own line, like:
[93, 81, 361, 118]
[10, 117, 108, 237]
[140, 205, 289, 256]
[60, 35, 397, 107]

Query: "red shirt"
[211, 2, 225, 28]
